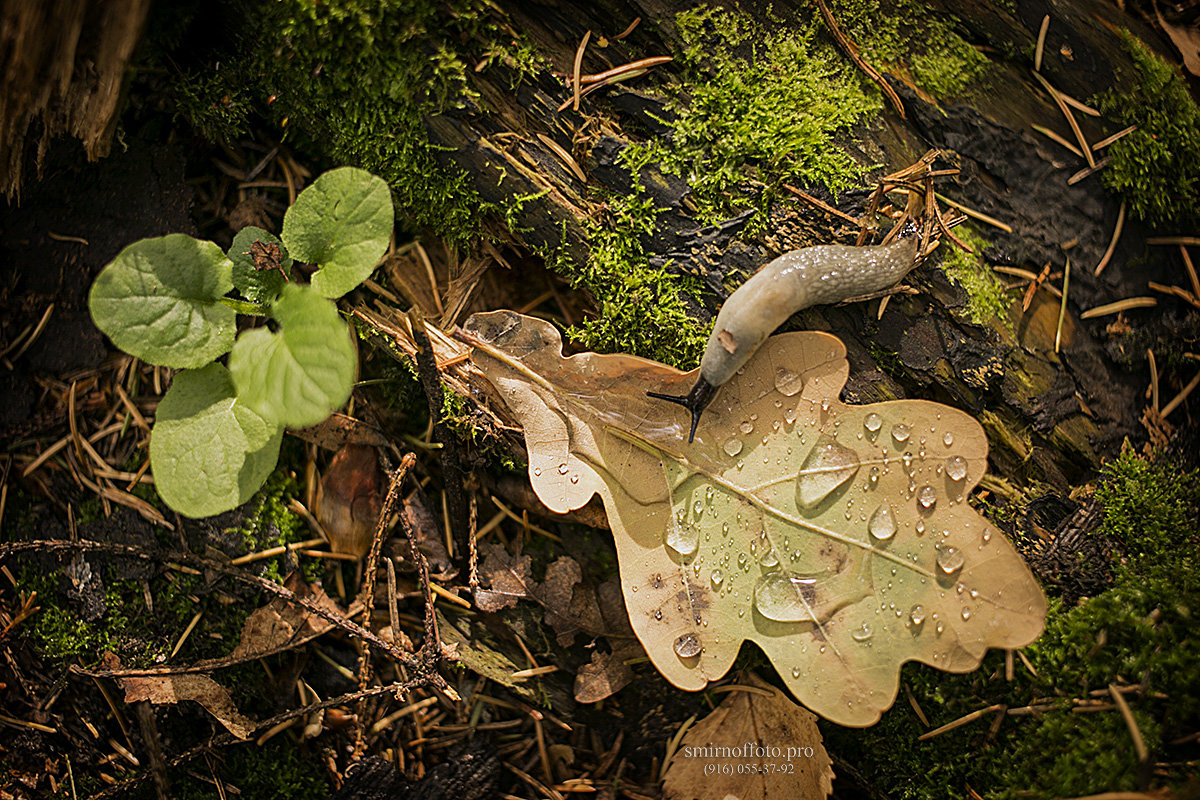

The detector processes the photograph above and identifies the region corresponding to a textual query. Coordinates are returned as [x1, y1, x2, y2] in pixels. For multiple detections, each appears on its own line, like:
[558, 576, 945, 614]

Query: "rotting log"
[344, 0, 1197, 497]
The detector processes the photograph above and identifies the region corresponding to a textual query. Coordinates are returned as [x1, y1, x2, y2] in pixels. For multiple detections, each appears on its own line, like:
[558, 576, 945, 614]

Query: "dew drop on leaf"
[784, 408, 797, 425]
[796, 437, 860, 508]
[674, 633, 701, 658]
[909, 604, 926, 627]
[892, 422, 911, 444]
[654, 609, 662, 620]
[981, 527, 993, 544]
[759, 549, 780, 568]
[943, 431, 954, 446]
[753, 572, 818, 622]
[774, 366, 804, 396]
[961, 607, 972, 621]
[868, 504, 898, 542]
[723, 437, 743, 457]
[863, 412, 882, 434]
[710, 569, 723, 587]
[851, 623, 873, 642]
[917, 485, 937, 509]
[557, 463, 569, 475]
[945, 455, 968, 481]
[665, 520, 699, 557]
[739, 420, 754, 434]
[936, 543, 965, 576]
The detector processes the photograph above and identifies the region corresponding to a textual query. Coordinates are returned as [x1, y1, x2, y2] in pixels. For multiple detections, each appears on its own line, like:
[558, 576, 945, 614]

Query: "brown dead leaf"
[120, 673, 254, 739]
[230, 573, 344, 660]
[474, 542, 534, 612]
[288, 413, 388, 451]
[400, 488, 455, 578]
[662, 672, 833, 800]
[574, 639, 643, 703]
[316, 444, 383, 557]
[1157, 7, 1200, 77]
[461, 310, 1046, 725]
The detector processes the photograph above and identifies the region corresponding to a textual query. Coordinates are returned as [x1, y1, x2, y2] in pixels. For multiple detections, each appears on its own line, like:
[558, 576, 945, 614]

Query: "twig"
[572, 31, 591, 112]
[1147, 236, 1200, 246]
[1094, 201, 1126, 276]
[1161, 370, 1200, 418]
[918, 704, 1005, 740]
[1109, 684, 1148, 763]
[1031, 123, 1084, 158]
[1093, 125, 1137, 150]
[1068, 157, 1109, 185]
[812, 0, 905, 118]
[935, 194, 1013, 233]
[1080, 297, 1157, 318]
[782, 183, 861, 226]
[1034, 15, 1050, 72]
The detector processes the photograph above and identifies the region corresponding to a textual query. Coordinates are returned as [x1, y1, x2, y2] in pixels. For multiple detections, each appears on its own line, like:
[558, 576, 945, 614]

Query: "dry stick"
[1093, 125, 1137, 150]
[1032, 70, 1094, 168]
[352, 452, 415, 760]
[918, 704, 1005, 740]
[1068, 156, 1109, 185]
[1094, 201, 1126, 276]
[1161, 370, 1200, 418]
[1031, 123, 1084, 157]
[1109, 684, 1149, 763]
[1148, 349, 1160, 412]
[1148, 236, 1200, 246]
[1080, 297, 1157, 318]
[812, 0, 905, 118]
[782, 183, 861, 226]
[410, 311, 471, 561]
[1180, 246, 1200, 301]
[0, 539, 424, 672]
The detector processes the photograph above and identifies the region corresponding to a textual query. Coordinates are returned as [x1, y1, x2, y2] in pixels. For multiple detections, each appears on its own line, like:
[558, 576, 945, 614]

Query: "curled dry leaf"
[230, 573, 345, 660]
[461, 311, 1046, 726]
[574, 639, 643, 703]
[119, 673, 254, 740]
[662, 672, 833, 800]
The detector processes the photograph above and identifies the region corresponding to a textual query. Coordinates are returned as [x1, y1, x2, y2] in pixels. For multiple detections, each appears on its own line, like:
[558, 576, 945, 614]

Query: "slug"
[648, 233, 920, 442]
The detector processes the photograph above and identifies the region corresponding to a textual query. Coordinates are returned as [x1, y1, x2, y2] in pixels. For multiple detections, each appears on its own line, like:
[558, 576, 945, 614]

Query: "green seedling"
[89, 167, 392, 517]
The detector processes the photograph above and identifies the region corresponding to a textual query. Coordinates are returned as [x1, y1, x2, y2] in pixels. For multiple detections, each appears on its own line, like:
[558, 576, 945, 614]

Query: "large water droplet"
[936, 543, 965, 576]
[791, 666, 801, 678]
[665, 520, 698, 557]
[796, 437, 861, 508]
[674, 633, 701, 658]
[981, 527, 993, 544]
[784, 408, 797, 425]
[917, 485, 938, 509]
[864, 412, 883, 434]
[557, 463, 569, 475]
[753, 572, 818, 622]
[710, 569, 724, 587]
[692, 500, 705, 517]
[851, 623, 873, 642]
[961, 607, 972, 621]
[942, 431, 954, 446]
[909, 604, 926, 627]
[759, 549, 780, 568]
[892, 423, 911, 444]
[868, 504, 898, 542]
[723, 437, 743, 457]
[739, 420, 754, 435]
[774, 367, 804, 396]
[945, 455, 968, 481]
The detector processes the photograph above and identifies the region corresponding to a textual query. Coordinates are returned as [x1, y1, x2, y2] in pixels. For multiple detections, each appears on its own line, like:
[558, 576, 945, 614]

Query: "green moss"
[165, 739, 328, 800]
[664, 8, 881, 225]
[823, 449, 1200, 798]
[939, 225, 1012, 328]
[830, 0, 989, 100]
[1095, 31, 1200, 228]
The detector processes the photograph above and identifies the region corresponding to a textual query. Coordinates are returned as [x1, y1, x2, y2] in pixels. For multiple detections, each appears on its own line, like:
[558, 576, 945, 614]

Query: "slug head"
[647, 376, 718, 444]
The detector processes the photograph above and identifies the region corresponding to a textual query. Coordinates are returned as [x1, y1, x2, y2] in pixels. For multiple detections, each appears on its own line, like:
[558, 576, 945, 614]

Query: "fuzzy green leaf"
[150, 363, 283, 518]
[88, 234, 235, 368]
[229, 227, 293, 304]
[228, 283, 356, 427]
[280, 167, 392, 298]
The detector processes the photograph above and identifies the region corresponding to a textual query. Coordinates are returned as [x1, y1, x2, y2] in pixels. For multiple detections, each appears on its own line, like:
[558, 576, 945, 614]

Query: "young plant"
[89, 167, 392, 517]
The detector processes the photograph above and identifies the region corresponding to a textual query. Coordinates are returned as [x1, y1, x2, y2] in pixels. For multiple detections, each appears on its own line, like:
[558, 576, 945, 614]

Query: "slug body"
[649, 235, 920, 442]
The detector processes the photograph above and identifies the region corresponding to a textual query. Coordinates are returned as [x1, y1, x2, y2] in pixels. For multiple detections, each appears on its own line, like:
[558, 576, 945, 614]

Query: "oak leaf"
[461, 310, 1046, 726]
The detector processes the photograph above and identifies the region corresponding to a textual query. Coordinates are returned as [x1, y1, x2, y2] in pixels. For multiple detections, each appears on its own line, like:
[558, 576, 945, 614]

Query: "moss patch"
[1095, 31, 1200, 228]
[939, 225, 1012, 328]
[823, 449, 1200, 798]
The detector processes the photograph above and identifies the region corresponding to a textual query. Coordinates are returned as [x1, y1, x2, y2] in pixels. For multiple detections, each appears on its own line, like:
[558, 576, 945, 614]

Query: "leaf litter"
[460, 310, 1047, 725]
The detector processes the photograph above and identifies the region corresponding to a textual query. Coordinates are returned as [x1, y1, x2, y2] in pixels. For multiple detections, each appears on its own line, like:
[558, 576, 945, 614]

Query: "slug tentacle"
[649, 234, 921, 442]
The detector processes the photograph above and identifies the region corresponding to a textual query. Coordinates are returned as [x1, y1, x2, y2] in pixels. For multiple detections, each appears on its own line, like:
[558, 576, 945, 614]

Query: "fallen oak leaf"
[230, 572, 345, 660]
[662, 672, 834, 800]
[574, 638, 644, 703]
[459, 310, 1046, 726]
[473, 542, 534, 612]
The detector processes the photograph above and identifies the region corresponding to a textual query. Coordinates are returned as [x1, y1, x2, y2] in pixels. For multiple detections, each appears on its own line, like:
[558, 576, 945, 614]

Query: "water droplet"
[868, 504, 898, 542]
[915, 519, 926, 535]
[909, 604, 926, 627]
[722, 437, 744, 457]
[738, 553, 747, 568]
[892, 423, 911, 444]
[935, 620, 945, 634]
[917, 485, 937, 509]
[902, 452, 914, 473]
[692, 500, 704, 516]
[772, 420, 781, 432]
[557, 463, 569, 475]
[665, 520, 698, 557]
[739, 420, 754, 434]
[864, 412, 883, 434]
[851, 623, 873, 642]
[936, 543, 964, 576]
[796, 437, 861, 508]
[759, 549, 780, 568]
[943, 431, 954, 446]
[981, 527, 993, 544]
[791, 666, 801, 678]
[820, 398, 831, 413]
[945, 455, 968, 481]
[961, 607, 972, 621]
[674, 633, 701, 658]
[774, 367, 804, 396]
[869, 466, 880, 486]
[784, 408, 797, 425]
[721, 522, 729, 535]
[654, 609, 662, 620]
[710, 569, 723, 587]
[570, 475, 580, 484]
[705, 486, 714, 504]
[533, 467, 542, 477]
[752, 572, 818, 622]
